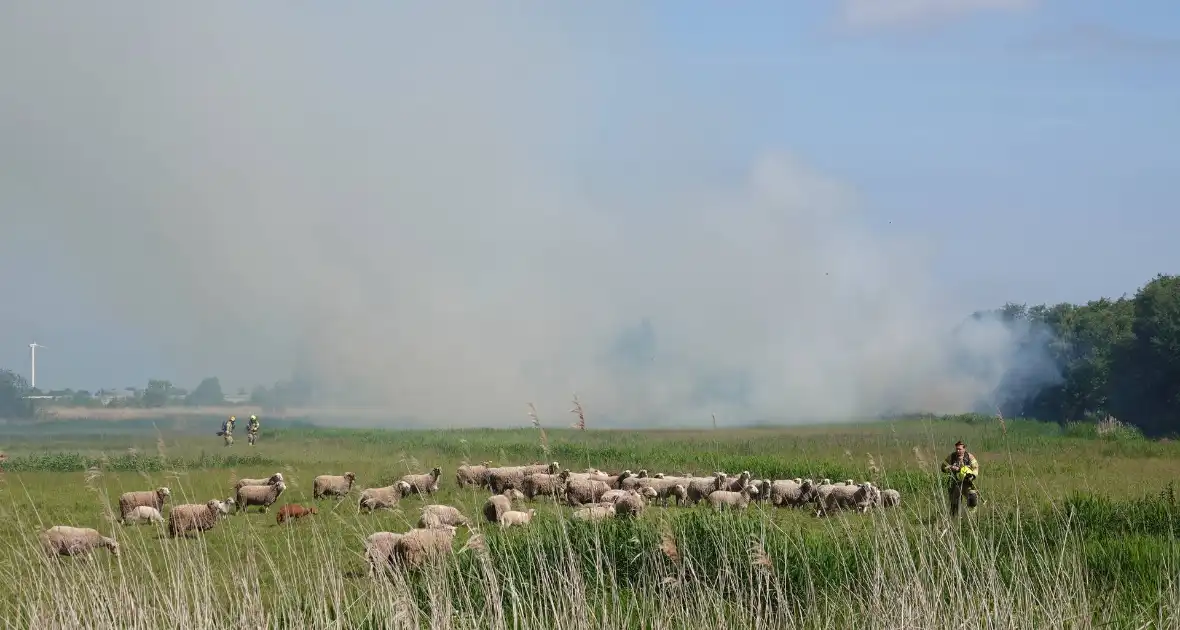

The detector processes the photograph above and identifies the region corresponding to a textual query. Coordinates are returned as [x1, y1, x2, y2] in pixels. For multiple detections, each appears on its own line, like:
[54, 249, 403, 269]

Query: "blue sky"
[0, 2, 1176, 424]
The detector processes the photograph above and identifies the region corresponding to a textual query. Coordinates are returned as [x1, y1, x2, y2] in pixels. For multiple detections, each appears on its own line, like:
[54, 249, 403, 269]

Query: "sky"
[0, 1, 1176, 426]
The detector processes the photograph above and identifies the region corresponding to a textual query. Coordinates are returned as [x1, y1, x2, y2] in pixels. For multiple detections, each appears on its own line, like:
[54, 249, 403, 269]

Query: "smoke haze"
[0, 4, 1059, 426]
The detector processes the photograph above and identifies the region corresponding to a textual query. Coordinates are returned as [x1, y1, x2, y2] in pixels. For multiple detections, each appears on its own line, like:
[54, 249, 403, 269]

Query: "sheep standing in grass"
[233, 472, 284, 492]
[707, 485, 760, 511]
[879, 488, 901, 508]
[487, 462, 559, 494]
[609, 489, 650, 518]
[769, 479, 815, 508]
[400, 467, 442, 496]
[118, 487, 171, 523]
[236, 480, 287, 514]
[358, 481, 413, 513]
[572, 504, 616, 521]
[499, 509, 536, 528]
[562, 471, 611, 507]
[686, 473, 726, 505]
[313, 472, 357, 499]
[364, 532, 404, 577]
[168, 500, 224, 537]
[122, 506, 164, 525]
[818, 481, 880, 516]
[417, 504, 470, 529]
[483, 489, 526, 523]
[455, 462, 493, 488]
[521, 472, 565, 500]
[40, 526, 119, 558]
[393, 524, 458, 569]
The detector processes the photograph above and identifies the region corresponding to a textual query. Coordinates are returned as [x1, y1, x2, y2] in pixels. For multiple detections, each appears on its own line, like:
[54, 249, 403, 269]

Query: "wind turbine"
[29, 342, 45, 390]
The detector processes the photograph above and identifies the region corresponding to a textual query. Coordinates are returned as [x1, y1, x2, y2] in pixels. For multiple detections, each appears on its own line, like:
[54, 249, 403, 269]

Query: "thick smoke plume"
[0, 4, 1059, 426]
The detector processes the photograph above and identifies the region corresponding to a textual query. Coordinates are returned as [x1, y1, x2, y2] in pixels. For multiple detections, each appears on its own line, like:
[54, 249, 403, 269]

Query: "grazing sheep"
[521, 472, 565, 500]
[236, 480, 287, 514]
[572, 504, 616, 521]
[486, 462, 560, 493]
[276, 503, 318, 524]
[168, 500, 224, 537]
[686, 473, 727, 505]
[393, 524, 458, 569]
[117, 487, 171, 522]
[707, 485, 760, 511]
[609, 489, 649, 518]
[818, 481, 881, 516]
[721, 471, 753, 492]
[313, 472, 357, 499]
[122, 505, 164, 525]
[562, 471, 611, 507]
[400, 467, 443, 496]
[358, 481, 413, 513]
[812, 479, 838, 507]
[39, 526, 119, 557]
[417, 504, 470, 529]
[483, 489, 526, 523]
[455, 461, 493, 488]
[233, 472, 284, 492]
[769, 479, 816, 508]
[364, 532, 404, 577]
[499, 508, 536, 528]
[879, 488, 901, 508]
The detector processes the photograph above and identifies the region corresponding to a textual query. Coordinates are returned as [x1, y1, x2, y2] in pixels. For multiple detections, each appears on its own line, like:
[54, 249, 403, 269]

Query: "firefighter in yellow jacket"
[942, 440, 979, 516]
[219, 415, 236, 447]
[247, 415, 260, 445]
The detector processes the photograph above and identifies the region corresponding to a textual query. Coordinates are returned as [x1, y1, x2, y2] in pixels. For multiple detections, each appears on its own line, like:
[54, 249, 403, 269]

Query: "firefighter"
[220, 415, 236, 447]
[941, 440, 980, 516]
[247, 414, 260, 446]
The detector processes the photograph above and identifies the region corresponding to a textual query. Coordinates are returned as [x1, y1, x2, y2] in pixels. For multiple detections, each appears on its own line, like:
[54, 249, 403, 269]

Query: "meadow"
[1, 414, 1178, 629]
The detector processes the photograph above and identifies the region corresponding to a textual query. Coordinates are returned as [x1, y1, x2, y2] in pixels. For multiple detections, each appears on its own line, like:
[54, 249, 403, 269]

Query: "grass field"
[1, 414, 1178, 629]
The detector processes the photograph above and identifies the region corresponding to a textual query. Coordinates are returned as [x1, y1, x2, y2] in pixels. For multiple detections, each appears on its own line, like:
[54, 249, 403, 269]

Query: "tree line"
[2, 274, 1179, 435]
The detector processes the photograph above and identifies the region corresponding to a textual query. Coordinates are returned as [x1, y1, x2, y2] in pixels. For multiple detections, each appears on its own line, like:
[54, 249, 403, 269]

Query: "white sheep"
[358, 481, 413, 513]
[455, 461, 493, 488]
[499, 508, 536, 528]
[235, 480, 287, 514]
[39, 525, 119, 558]
[768, 479, 815, 508]
[393, 524, 458, 569]
[313, 472, 357, 499]
[400, 467, 442, 496]
[707, 485, 760, 511]
[122, 505, 165, 524]
[364, 532, 403, 577]
[818, 481, 880, 516]
[417, 504, 470, 529]
[168, 500, 224, 537]
[233, 472, 284, 492]
[879, 488, 901, 508]
[572, 504, 616, 522]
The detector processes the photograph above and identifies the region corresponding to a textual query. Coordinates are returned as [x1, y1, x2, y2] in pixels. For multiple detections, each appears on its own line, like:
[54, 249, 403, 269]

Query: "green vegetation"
[2, 416, 1178, 628]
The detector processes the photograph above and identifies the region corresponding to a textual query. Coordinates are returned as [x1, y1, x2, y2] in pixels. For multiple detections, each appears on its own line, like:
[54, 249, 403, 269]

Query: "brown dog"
[276, 503, 318, 525]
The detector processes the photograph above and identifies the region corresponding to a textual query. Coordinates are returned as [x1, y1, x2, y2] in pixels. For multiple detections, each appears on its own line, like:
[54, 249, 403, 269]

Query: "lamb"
[364, 532, 404, 577]
[879, 488, 901, 508]
[483, 489, 526, 523]
[39, 525, 119, 557]
[562, 471, 611, 506]
[818, 481, 881, 516]
[572, 504, 616, 521]
[168, 500, 224, 537]
[122, 505, 164, 525]
[358, 481, 413, 513]
[707, 485, 760, 511]
[393, 524, 458, 569]
[276, 503, 318, 524]
[455, 461, 493, 488]
[499, 508, 536, 528]
[313, 472, 357, 499]
[417, 504, 471, 529]
[236, 480, 286, 514]
[117, 487, 171, 522]
[686, 473, 727, 505]
[400, 467, 442, 496]
[769, 478, 816, 508]
[233, 472, 284, 492]
[521, 472, 565, 500]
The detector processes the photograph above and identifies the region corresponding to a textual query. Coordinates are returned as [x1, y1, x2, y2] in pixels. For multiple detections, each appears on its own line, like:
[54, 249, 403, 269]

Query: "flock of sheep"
[35, 460, 902, 576]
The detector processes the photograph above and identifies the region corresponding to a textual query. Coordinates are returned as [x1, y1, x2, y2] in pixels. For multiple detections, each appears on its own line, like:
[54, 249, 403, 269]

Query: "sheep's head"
[344, 472, 357, 482]
[396, 481, 413, 496]
[527, 508, 536, 518]
[430, 466, 442, 478]
[547, 461, 560, 474]
[738, 471, 751, 483]
[103, 537, 120, 555]
[270, 473, 284, 483]
[157, 487, 172, 500]
[637, 469, 648, 478]
[273, 481, 287, 494]
[640, 487, 658, 500]
[744, 485, 760, 498]
[559, 469, 571, 481]
[206, 499, 222, 513]
[653, 472, 665, 479]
